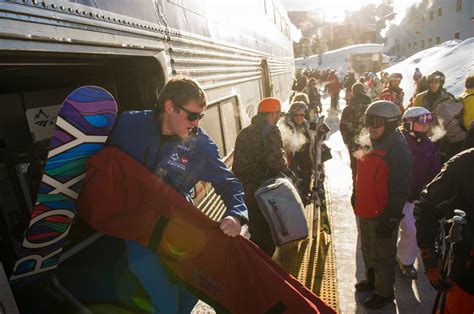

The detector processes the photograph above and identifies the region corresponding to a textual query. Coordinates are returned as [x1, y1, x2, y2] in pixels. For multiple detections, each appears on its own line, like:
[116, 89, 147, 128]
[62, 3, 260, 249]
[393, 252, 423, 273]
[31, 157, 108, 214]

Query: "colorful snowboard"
[10, 86, 117, 282]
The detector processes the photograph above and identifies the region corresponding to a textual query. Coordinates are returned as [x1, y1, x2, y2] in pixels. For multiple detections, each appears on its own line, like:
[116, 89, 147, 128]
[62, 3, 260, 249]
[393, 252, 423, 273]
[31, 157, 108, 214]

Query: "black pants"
[359, 217, 399, 297]
[348, 149, 357, 207]
[245, 194, 276, 257]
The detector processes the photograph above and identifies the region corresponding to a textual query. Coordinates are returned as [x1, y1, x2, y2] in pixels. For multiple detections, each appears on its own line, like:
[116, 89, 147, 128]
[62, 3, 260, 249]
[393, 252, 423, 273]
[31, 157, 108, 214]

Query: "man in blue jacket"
[107, 76, 248, 313]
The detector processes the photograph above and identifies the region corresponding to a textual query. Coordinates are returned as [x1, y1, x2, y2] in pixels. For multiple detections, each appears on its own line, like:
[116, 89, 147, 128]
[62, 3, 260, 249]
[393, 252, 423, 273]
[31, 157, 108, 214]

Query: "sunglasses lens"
[187, 113, 205, 121]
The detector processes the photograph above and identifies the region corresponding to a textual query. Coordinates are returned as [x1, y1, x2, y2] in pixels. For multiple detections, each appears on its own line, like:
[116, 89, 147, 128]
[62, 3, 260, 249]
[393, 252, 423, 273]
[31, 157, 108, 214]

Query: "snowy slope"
[383, 38, 474, 99]
[295, 43, 384, 74]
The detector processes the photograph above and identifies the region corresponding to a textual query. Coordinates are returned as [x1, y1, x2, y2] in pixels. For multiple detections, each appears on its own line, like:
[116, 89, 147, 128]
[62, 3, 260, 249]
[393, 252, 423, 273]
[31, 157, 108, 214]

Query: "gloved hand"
[375, 217, 400, 238]
[425, 266, 453, 292]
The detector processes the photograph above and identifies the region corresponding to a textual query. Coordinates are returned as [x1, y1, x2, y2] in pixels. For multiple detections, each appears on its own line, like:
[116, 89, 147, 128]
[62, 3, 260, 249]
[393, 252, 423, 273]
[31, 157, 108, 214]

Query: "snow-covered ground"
[383, 38, 474, 100]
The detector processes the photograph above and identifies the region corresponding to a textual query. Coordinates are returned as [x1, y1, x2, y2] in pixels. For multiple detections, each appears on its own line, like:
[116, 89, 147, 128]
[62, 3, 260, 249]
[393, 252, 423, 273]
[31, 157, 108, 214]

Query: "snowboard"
[10, 86, 117, 282]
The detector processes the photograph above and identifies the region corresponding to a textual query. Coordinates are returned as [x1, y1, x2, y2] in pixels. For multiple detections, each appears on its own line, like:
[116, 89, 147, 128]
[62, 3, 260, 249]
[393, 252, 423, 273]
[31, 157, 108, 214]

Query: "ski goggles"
[364, 115, 386, 128]
[174, 104, 205, 121]
[415, 113, 434, 124]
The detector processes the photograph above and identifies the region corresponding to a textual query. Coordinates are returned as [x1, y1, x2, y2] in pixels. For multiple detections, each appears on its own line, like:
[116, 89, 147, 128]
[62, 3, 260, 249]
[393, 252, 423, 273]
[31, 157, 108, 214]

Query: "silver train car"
[0, 0, 295, 312]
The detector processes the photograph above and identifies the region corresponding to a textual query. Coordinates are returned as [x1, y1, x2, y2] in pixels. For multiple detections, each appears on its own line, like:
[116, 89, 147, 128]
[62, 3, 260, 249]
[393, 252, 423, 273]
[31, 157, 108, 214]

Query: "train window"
[199, 105, 225, 157]
[220, 99, 240, 155]
[199, 96, 241, 158]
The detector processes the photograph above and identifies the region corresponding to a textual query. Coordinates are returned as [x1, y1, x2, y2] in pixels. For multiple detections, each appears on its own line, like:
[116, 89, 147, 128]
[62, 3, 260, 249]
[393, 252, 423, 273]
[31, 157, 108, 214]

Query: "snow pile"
[295, 43, 384, 74]
[383, 38, 474, 99]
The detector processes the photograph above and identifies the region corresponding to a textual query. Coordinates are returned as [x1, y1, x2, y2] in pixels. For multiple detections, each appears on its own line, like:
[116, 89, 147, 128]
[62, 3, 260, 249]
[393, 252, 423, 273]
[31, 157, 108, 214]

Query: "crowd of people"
[78, 68, 473, 312]
[291, 66, 473, 310]
[337, 69, 474, 310]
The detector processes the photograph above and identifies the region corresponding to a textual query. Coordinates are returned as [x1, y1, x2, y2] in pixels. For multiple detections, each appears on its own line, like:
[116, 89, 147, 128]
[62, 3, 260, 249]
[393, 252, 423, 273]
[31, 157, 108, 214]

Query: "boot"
[355, 279, 375, 292]
[355, 268, 375, 292]
[363, 294, 395, 309]
[400, 264, 418, 280]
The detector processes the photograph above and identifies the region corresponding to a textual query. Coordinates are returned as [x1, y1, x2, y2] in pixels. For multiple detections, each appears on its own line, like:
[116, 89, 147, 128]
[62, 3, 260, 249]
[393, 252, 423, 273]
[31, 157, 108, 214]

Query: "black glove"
[375, 217, 401, 239]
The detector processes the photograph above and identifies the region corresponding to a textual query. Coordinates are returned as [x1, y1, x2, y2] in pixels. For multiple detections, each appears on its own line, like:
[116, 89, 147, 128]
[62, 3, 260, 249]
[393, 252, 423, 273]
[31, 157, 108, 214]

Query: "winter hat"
[413, 68, 422, 81]
[388, 73, 403, 81]
[258, 97, 281, 113]
[352, 82, 365, 96]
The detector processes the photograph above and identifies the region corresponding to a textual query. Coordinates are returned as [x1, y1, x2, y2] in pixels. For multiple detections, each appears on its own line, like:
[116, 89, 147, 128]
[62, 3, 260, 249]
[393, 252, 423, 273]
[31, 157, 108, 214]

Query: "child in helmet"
[397, 107, 441, 279]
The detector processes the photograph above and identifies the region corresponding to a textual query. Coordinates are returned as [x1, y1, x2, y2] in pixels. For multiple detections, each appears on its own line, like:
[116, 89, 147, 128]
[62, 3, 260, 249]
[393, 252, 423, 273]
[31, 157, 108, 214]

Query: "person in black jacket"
[414, 132, 474, 313]
[340, 83, 371, 206]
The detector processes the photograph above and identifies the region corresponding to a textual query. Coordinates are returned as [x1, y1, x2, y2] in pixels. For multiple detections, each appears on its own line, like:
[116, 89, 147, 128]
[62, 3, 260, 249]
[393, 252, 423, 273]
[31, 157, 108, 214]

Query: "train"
[0, 0, 295, 312]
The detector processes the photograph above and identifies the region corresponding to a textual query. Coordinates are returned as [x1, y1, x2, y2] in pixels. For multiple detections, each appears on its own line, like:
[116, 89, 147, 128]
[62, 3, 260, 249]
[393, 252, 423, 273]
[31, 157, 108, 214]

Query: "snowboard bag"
[76, 147, 335, 314]
[254, 176, 308, 246]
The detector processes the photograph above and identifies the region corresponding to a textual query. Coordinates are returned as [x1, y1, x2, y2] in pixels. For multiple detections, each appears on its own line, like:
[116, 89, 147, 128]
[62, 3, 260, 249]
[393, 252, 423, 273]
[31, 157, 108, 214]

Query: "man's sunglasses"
[364, 115, 385, 128]
[174, 104, 205, 121]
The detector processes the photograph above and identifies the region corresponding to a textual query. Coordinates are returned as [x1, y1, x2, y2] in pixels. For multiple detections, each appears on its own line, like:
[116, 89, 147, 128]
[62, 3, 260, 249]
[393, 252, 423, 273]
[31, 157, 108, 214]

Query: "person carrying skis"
[233, 97, 295, 257]
[339, 82, 371, 206]
[354, 100, 413, 309]
[414, 134, 474, 313]
[397, 107, 440, 279]
[106, 76, 248, 313]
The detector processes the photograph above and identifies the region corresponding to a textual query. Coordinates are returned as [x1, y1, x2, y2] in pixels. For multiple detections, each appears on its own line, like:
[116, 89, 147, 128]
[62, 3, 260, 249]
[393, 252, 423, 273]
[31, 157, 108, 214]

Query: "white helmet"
[402, 107, 433, 132]
[402, 107, 431, 121]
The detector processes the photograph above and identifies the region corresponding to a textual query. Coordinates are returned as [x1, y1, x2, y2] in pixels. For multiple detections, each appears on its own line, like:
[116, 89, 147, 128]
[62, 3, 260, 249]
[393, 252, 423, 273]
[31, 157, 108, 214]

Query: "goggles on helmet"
[364, 115, 386, 128]
[405, 113, 434, 125]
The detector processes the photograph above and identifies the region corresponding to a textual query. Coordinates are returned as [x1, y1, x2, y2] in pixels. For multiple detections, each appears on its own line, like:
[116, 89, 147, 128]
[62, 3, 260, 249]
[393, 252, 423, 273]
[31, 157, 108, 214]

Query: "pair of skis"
[311, 115, 331, 238]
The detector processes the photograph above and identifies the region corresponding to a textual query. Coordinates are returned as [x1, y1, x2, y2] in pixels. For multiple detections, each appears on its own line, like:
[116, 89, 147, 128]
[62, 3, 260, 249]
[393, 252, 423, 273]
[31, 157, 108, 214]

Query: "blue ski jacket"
[107, 110, 248, 224]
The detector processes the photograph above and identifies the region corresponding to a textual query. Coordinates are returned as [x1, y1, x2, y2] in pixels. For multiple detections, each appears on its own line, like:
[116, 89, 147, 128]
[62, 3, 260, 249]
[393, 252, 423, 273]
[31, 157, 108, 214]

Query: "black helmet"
[364, 100, 401, 130]
[427, 71, 445, 85]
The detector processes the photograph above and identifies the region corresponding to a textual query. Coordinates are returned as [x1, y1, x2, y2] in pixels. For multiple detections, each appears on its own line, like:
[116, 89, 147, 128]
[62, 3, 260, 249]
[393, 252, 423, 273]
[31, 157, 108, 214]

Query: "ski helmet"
[427, 71, 445, 85]
[402, 107, 433, 131]
[364, 100, 401, 129]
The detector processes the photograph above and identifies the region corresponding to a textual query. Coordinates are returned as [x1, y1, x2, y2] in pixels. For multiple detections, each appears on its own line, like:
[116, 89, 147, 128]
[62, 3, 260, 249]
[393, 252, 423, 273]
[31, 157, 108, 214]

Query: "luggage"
[254, 175, 308, 246]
